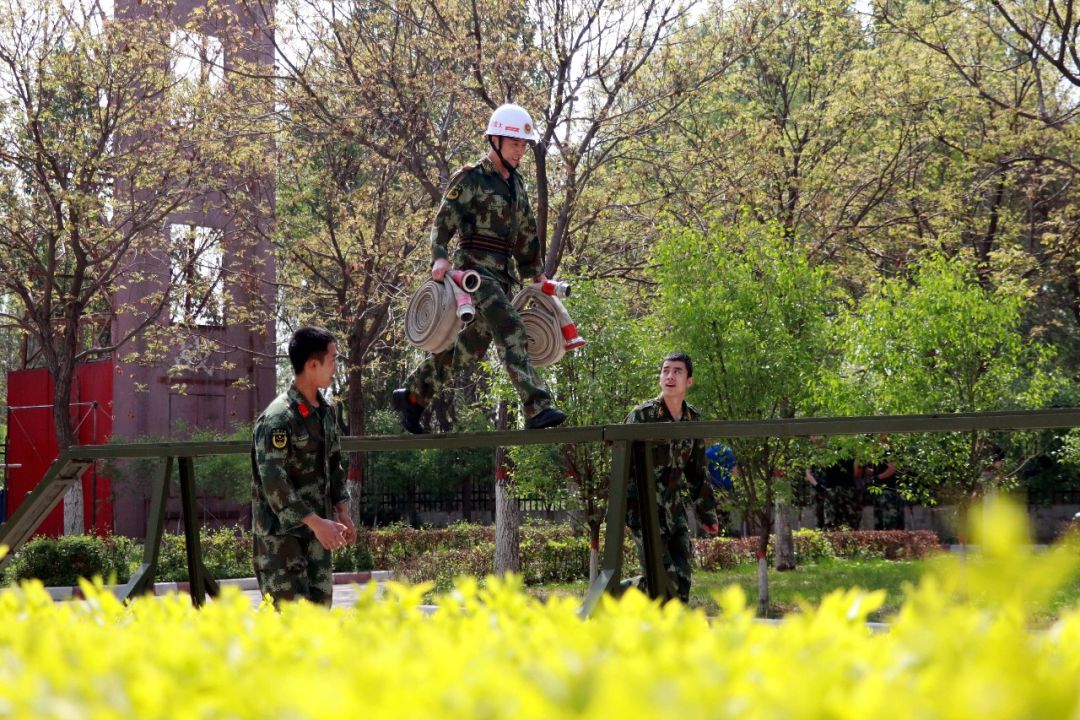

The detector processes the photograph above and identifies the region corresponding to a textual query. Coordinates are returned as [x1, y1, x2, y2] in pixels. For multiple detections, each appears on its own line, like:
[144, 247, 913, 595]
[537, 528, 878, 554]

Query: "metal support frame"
[177, 457, 219, 606]
[0, 454, 90, 568]
[580, 440, 676, 616]
[635, 441, 677, 603]
[118, 458, 172, 598]
[0, 454, 218, 606]
[581, 441, 630, 616]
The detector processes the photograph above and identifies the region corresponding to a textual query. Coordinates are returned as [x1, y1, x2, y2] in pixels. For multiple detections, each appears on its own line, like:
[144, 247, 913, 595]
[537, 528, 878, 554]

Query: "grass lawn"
[534, 555, 1080, 624]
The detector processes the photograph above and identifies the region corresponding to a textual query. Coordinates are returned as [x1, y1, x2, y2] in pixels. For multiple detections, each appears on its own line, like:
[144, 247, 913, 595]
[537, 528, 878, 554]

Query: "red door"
[5, 361, 114, 536]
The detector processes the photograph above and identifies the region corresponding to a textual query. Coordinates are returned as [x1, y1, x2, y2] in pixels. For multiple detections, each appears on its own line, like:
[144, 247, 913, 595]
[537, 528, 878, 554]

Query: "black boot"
[392, 388, 427, 435]
[525, 407, 567, 430]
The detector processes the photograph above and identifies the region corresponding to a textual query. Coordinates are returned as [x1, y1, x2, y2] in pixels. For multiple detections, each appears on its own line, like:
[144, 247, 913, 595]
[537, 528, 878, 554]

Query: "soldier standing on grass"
[251, 326, 355, 607]
[623, 352, 719, 603]
[393, 103, 566, 434]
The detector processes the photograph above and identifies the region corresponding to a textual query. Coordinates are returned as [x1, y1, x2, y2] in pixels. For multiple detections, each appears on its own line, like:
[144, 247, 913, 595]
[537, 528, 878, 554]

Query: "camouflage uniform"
[405, 157, 553, 419]
[623, 396, 719, 602]
[250, 385, 349, 606]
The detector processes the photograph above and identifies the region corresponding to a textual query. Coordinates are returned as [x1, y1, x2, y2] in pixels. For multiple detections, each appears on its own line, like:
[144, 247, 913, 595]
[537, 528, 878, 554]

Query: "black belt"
[459, 235, 510, 255]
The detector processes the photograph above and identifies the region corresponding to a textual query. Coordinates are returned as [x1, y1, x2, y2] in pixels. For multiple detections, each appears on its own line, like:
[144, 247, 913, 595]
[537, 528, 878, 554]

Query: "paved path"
[43, 571, 393, 608]
[236, 580, 378, 608]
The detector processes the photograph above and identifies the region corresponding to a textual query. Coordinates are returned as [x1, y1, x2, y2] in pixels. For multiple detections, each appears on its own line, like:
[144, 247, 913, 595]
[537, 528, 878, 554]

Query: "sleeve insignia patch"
[271, 429, 288, 449]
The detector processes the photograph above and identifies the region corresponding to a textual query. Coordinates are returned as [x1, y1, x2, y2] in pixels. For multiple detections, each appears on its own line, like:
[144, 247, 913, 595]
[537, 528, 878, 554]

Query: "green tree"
[617, 0, 926, 273]
[833, 255, 1058, 518]
[873, 0, 1080, 375]
[651, 219, 840, 614]
[1061, 429, 1080, 468]
[363, 407, 494, 527]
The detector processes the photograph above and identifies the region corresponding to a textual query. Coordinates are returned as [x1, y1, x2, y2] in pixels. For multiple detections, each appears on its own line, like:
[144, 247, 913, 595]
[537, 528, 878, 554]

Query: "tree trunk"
[589, 519, 601, 582]
[54, 359, 82, 536]
[774, 495, 797, 571]
[494, 400, 520, 575]
[756, 530, 770, 617]
[533, 145, 549, 261]
[62, 483, 84, 537]
[346, 334, 366, 527]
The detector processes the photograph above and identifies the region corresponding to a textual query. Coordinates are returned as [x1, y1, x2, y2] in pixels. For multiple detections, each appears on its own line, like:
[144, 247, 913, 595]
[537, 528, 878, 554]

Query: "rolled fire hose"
[511, 281, 587, 368]
[404, 270, 481, 353]
[406, 272, 586, 366]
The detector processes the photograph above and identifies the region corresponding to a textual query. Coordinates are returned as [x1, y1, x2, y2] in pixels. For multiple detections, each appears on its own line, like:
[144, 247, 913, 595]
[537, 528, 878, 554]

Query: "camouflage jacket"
[430, 157, 542, 284]
[250, 386, 348, 537]
[624, 396, 719, 528]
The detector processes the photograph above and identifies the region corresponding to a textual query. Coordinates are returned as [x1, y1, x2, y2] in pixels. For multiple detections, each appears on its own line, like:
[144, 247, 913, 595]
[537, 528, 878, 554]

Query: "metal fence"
[363, 487, 563, 517]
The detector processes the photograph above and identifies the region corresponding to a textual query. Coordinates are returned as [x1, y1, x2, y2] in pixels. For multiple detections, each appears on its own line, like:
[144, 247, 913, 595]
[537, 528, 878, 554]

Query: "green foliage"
[7, 502, 1080, 718]
[694, 529, 940, 570]
[652, 220, 840, 421]
[199, 527, 253, 580]
[2, 534, 137, 587]
[332, 539, 374, 573]
[1061, 430, 1080, 469]
[832, 255, 1058, 502]
[792, 528, 837, 563]
[389, 523, 637, 599]
[650, 220, 842, 528]
[109, 424, 253, 504]
[149, 529, 249, 583]
[191, 425, 255, 503]
[362, 521, 492, 567]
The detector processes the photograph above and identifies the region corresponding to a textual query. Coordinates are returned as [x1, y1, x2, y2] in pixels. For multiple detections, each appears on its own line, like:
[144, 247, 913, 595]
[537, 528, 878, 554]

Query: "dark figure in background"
[867, 460, 903, 530]
[806, 458, 862, 530]
[705, 443, 737, 535]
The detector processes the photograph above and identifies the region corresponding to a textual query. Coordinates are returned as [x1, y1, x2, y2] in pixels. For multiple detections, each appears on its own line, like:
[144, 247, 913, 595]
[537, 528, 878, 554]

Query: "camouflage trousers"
[406, 274, 552, 418]
[253, 532, 333, 607]
[623, 508, 694, 603]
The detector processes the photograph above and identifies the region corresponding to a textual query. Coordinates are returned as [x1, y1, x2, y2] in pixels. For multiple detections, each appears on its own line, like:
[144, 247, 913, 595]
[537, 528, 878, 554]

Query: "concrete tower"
[110, 0, 277, 535]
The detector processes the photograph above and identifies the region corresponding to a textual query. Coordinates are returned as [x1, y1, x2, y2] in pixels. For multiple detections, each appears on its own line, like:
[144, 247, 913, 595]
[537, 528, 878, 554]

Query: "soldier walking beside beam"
[393, 103, 566, 434]
[251, 326, 355, 607]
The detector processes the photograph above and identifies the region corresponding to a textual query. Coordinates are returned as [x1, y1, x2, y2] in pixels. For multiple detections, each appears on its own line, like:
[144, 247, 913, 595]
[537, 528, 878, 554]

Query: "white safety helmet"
[486, 103, 539, 143]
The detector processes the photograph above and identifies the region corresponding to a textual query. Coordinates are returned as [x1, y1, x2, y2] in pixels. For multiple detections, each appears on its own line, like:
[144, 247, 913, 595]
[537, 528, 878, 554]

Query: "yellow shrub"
[0, 501, 1078, 718]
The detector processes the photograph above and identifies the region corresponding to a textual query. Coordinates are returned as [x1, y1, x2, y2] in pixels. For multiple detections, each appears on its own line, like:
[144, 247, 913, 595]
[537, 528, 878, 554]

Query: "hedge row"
[0, 534, 139, 587]
[397, 529, 942, 594]
[0, 527, 374, 587]
[695, 529, 943, 571]
[0, 525, 941, 588]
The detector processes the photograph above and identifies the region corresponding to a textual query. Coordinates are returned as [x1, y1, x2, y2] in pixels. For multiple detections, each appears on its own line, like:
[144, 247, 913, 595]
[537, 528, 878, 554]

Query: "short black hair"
[662, 351, 693, 378]
[288, 326, 335, 375]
